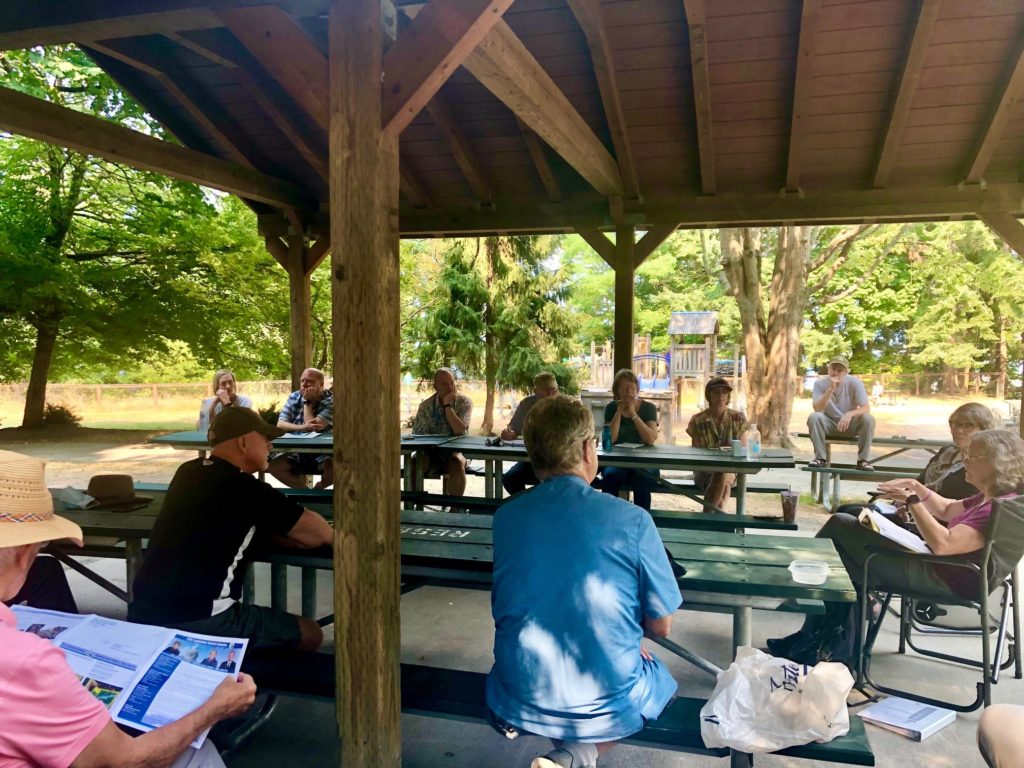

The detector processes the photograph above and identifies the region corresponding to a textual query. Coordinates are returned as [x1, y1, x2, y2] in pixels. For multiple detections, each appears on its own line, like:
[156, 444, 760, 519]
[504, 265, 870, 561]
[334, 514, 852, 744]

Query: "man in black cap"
[129, 408, 332, 651]
[686, 377, 750, 513]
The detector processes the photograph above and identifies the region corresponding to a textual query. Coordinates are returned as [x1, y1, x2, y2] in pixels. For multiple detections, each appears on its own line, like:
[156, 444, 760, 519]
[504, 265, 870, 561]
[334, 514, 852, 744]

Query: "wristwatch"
[905, 494, 921, 505]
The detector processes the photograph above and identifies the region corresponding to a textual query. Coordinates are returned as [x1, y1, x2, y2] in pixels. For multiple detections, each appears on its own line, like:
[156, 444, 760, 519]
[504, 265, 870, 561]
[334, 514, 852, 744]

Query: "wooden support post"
[329, 0, 401, 765]
[286, 235, 313, 390]
[613, 224, 635, 373]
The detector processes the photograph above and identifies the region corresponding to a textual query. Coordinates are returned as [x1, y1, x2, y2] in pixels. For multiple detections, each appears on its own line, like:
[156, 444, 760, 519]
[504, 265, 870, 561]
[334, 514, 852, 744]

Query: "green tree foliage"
[0, 47, 293, 425]
[408, 236, 579, 432]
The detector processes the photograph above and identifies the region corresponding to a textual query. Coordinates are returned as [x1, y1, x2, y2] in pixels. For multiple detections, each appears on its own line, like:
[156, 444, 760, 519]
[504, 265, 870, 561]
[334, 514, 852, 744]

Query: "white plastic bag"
[699, 646, 854, 753]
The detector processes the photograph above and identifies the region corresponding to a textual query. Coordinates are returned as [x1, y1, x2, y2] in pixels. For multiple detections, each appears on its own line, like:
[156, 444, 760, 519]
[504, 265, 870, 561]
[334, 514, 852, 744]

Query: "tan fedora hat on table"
[0, 450, 83, 548]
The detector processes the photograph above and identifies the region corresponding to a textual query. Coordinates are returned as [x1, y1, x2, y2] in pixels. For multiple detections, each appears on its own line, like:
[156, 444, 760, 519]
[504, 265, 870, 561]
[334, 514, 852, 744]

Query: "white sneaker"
[529, 743, 599, 768]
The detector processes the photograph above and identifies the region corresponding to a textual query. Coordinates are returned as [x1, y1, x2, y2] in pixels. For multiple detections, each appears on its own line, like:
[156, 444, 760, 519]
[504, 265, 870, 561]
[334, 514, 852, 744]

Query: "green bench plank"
[660, 479, 790, 494]
[651, 508, 797, 532]
[663, 542, 844, 569]
[657, 529, 834, 551]
[678, 560, 855, 601]
[802, 465, 918, 481]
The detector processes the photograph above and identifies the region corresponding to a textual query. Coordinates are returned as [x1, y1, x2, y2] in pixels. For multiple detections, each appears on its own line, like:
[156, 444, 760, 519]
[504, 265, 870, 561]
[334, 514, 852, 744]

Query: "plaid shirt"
[686, 407, 748, 448]
[279, 389, 334, 430]
[412, 393, 472, 435]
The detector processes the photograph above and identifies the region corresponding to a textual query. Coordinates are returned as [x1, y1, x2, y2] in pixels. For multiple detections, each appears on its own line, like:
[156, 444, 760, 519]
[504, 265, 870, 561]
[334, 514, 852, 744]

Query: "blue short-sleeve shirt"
[486, 474, 683, 742]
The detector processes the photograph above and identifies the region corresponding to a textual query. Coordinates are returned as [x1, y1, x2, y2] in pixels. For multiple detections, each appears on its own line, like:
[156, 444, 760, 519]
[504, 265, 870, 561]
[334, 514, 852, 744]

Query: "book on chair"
[858, 509, 930, 554]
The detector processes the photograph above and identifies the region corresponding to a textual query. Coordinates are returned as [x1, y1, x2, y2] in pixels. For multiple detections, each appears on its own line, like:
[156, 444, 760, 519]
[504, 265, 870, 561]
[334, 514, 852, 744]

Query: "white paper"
[873, 500, 898, 516]
[13, 607, 247, 748]
[278, 431, 321, 439]
[615, 442, 645, 449]
[858, 696, 956, 741]
[859, 510, 930, 553]
[504, 439, 525, 447]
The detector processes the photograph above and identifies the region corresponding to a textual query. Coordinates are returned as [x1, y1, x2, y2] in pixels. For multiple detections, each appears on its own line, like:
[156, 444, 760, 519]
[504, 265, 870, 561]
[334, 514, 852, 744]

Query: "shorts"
[692, 470, 737, 490]
[168, 603, 303, 651]
[271, 452, 330, 475]
[418, 448, 460, 478]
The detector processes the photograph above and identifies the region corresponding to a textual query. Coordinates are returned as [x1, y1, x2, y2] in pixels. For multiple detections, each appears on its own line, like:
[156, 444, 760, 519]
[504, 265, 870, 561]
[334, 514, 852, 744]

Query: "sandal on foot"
[808, 458, 827, 468]
[856, 460, 875, 471]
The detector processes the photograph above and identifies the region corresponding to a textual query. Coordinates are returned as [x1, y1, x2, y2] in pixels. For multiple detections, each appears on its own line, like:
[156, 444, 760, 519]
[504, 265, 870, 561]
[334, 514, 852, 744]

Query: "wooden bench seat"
[650, 508, 797, 532]
[241, 651, 874, 766]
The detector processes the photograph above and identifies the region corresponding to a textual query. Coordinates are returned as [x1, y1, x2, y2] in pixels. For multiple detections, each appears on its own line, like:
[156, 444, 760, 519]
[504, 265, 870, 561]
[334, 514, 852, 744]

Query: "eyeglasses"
[965, 452, 989, 462]
[949, 420, 979, 430]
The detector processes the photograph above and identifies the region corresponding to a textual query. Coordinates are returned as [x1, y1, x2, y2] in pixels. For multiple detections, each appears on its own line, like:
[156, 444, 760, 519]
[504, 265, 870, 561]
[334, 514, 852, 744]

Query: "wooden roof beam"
[222, 5, 431, 207]
[873, 0, 942, 189]
[399, 182, 1024, 233]
[516, 116, 562, 202]
[164, 31, 329, 181]
[681, 0, 716, 195]
[1, 85, 312, 209]
[219, 5, 331, 130]
[0, 85, 313, 209]
[634, 224, 678, 268]
[425, 94, 493, 204]
[83, 40, 267, 172]
[980, 212, 1024, 256]
[382, 0, 514, 137]
[574, 227, 615, 268]
[0, 1, 331, 51]
[403, 9, 622, 197]
[566, 0, 639, 200]
[785, 0, 821, 193]
[964, 32, 1024, 184]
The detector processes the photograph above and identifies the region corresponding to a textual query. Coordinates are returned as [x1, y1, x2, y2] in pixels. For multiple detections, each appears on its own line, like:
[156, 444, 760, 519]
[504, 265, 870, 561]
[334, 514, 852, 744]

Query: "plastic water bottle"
[746, 423, 762, 461]
[601, 425, 612, 452]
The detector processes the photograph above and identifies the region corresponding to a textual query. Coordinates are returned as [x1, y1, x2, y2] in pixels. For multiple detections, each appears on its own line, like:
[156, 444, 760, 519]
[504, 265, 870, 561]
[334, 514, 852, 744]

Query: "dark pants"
[6, 556, 78, 613]
[502, 461, 538, 496]
[601, 467, 660, 511]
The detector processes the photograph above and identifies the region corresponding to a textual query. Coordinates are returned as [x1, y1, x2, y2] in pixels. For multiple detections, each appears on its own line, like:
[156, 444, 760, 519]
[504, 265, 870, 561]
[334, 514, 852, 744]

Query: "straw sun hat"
[0, 450, 82, 548]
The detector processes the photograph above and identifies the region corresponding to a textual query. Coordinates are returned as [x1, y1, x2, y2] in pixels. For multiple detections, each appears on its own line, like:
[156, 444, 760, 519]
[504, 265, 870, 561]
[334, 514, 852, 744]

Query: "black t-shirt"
[129, 456, 304, 624]
[604, 399, 658, 444]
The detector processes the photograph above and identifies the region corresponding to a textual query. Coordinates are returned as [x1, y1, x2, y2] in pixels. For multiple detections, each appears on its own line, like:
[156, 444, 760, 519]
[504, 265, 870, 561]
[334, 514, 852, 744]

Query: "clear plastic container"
[788, 559, 830, 585]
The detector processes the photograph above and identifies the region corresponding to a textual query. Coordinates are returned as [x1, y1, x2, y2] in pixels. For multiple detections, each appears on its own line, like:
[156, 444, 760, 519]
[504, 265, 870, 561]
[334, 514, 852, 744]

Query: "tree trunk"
[762, 226, 812, 447]
[22, 317, 60, 428]
[720, 227, 769, 423]
[481, 237, 499, 435]
[995, 311, 1008, 400]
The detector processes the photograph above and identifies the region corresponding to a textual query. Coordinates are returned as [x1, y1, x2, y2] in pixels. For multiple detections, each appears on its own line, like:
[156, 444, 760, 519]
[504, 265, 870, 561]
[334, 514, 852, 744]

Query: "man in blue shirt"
[486, 396, 683, 768]
[268, 367, 334, 488]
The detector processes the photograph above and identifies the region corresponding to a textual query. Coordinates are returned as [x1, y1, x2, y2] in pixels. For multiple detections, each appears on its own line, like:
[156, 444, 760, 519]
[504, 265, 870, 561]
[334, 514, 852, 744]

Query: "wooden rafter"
[220, 4, 430, 207]
[218, 6, 330, 130]
[980, 212, 1024, 256]
[566, 0, 639, 199]
[516, 116, 562, 202]
[965, 32, 1024, 184]
[873, 0, 942, 189]
[0, 84, 314, 210]
[410, 12, 623, 197]
[304, 236, 332, 273]
[163, 31, 329, 181]
[785, 0, 821, 192]
[634, 224, 678, 268]
[264, 235, 289, 267]
[84, 40, 265, 171]
[574, 226, 615, 267]
[682, 0, 716, 195]
[396, 182, 1024, 233]
[425, 93, 493, 204]
[0, 1, 332, 50]
[382, 0, 514, 137]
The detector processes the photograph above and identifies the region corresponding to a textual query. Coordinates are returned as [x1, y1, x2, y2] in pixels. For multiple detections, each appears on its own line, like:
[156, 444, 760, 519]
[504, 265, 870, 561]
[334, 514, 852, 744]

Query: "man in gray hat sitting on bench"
[807, 355, 876, 471]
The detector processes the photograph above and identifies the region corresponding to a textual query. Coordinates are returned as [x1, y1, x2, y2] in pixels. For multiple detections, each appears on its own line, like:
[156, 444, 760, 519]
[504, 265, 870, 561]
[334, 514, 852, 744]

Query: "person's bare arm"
[443, 404, 468, 435]
[632, 417, 659, 445]
[71, 674, 255, 768]
[911, 503, 986, 556]
[878, 478, 962, 522]
[644, 615, 672, 638]
[283, 509, 333, 548]
[608, 403, 624, 442]
[276, 419, 307, 434]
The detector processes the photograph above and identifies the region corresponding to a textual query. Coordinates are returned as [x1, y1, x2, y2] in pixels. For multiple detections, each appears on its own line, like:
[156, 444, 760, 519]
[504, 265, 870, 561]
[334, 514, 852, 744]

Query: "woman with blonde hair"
[197, 369, 253, 433]
[769, 428, 1024, 666]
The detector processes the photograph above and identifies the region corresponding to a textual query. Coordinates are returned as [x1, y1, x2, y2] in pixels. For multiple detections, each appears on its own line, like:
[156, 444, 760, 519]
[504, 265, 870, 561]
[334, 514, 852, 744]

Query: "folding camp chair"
[856, 496, 1024, 712]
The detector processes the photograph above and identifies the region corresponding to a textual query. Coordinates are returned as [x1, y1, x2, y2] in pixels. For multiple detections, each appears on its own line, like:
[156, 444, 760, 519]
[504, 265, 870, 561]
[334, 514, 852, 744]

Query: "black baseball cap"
[704, 377, 734, 397]
[208, 407, 285, 446]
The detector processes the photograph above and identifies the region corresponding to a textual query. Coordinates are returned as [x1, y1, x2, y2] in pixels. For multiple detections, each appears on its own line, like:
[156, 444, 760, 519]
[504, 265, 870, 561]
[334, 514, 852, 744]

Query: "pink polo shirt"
[0, 603, 110, 768]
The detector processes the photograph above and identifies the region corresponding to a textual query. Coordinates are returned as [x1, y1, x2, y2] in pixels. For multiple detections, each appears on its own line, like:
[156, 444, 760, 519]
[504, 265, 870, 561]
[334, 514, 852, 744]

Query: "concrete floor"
[67, 532, 1011, 768]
